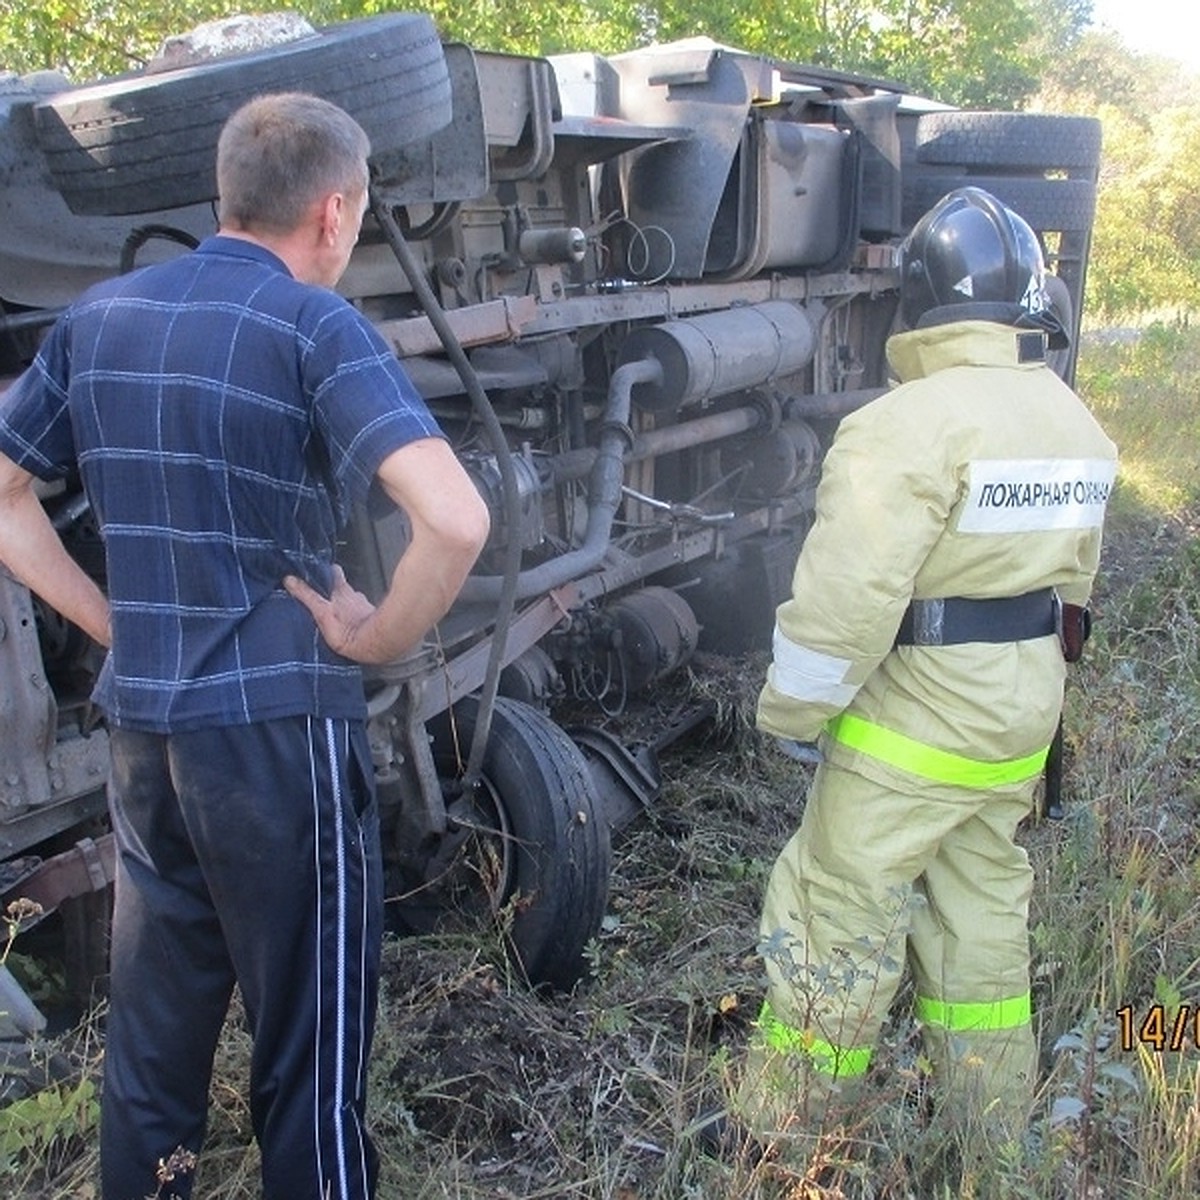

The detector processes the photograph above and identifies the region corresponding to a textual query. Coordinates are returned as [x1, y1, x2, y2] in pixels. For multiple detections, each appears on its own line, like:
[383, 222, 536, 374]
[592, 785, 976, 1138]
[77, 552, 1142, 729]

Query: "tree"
[1033, 27, 1200, 320]
[0, 0, 240, 77]
[1039, 28, 1200, 116]
[1, 0, 1088, 109]
[1084, 101, 1200, 320]
[862, 0, 1041, 106]
[603, 0, 1073, 106]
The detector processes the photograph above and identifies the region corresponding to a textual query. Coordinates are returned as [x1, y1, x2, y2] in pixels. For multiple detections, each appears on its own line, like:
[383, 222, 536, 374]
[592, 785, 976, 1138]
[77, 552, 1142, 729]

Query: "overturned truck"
[0, 14, 1102, 1015]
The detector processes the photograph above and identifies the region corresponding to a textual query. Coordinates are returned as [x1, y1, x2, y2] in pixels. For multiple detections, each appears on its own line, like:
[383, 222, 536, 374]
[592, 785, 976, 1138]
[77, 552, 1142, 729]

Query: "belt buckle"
[910, 598, 945, 646]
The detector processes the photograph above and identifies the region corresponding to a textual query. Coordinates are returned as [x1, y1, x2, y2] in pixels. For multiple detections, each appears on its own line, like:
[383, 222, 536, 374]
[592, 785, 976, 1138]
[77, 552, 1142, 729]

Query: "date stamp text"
[1116, 1004, 1198, 1052]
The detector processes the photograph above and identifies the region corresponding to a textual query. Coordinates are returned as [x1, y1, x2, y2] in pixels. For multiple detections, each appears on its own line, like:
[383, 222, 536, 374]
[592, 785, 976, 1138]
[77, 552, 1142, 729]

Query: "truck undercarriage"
[0, 14, 1102, 1027]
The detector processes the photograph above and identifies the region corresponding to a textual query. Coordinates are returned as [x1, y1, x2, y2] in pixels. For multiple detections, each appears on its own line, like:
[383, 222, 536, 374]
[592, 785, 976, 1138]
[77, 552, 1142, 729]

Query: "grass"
[5, 322, 1200, 1198]
[1080, 320, 1200, 515]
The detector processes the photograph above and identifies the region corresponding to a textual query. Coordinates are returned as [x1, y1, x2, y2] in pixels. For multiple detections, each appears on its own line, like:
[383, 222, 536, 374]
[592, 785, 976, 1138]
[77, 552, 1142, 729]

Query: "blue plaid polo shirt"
[0, 236, 443, 732]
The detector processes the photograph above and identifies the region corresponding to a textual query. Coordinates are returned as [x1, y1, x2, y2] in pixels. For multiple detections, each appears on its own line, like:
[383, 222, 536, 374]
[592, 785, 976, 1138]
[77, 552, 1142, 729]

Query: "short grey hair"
[217, 92, 370, 233]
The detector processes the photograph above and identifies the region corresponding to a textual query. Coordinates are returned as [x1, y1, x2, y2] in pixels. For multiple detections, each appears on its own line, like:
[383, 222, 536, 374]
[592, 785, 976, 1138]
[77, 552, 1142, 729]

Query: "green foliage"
[1076, 322, 1200, 511]
[429, 0, 647, 57]
[1039, 31, 1200, 323]
[1046, 1014, 1144, 1189]
[0, 0, 238, 77]
[0, 1076, 98, 1178]
[853, 0, 1041, 106]
[1084, 105, 1200, 322]
[3, 952, 67, 1007]
[0, 0, 1084, 109]
[993, 328, 1200, 1200]
[420, 0, 1076, 107]
[1041, 29, 1200, 115]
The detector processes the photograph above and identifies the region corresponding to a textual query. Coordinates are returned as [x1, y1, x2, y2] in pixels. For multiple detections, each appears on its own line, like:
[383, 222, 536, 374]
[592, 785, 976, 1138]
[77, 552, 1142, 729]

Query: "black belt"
[895, 588, 1056, 647]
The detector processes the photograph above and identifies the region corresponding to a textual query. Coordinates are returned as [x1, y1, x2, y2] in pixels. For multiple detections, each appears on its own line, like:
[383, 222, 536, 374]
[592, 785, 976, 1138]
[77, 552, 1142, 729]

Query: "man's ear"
[317, 191, 344, 247]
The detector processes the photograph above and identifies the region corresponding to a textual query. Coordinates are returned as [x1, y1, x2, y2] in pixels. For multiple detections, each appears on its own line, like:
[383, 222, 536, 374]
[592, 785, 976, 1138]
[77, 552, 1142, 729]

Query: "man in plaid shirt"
[0, 93, 489, 1200]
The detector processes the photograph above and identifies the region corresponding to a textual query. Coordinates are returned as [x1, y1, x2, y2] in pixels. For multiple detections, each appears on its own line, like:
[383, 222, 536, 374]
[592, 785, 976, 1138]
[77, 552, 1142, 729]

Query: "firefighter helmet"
[900, 187, 1054, 333]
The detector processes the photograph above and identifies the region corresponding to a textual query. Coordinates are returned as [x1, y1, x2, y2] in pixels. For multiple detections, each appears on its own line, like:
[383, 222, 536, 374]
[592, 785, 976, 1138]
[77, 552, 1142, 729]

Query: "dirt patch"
[381, 950, 594, 1147]
[1092, 503, 1200, 608]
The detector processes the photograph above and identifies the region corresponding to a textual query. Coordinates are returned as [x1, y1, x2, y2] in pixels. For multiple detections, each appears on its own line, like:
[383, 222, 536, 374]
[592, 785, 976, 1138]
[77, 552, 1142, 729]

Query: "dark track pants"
[100, 716, 383, 1200]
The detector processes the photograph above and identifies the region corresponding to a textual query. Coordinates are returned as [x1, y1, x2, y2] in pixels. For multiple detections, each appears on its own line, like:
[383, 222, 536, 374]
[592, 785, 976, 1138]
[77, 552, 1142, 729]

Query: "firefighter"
[739, 187, 1118, 1140]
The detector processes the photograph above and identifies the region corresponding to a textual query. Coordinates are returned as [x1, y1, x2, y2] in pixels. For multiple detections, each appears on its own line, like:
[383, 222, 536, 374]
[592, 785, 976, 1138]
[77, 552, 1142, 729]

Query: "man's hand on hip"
[284, 566, 380, 661]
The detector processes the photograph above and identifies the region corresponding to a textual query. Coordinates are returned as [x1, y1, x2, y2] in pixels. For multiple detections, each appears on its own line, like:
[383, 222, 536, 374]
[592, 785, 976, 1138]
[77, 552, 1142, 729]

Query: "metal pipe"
[632, 405, 763, 459]
[457, 356, 663, 602]
[550, 402, 765, 484]
[518, 227, 586, 265]
[0, 307, 63, 334]
[546, 387, 883, 488]
[784, 386, 884, 420]
[615, 300, 818, 412]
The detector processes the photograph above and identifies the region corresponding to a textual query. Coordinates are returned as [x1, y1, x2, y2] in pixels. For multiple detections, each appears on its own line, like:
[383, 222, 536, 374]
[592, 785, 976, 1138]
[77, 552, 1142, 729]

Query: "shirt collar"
[196, 234, 293, 277]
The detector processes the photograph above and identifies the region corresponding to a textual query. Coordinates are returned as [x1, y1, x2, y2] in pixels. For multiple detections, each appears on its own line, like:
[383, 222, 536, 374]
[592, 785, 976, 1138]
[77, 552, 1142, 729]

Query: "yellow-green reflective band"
[826, 712, 1049, 789]
[915, 992, 1032, 1033]
[757, 1002, 872, 1078]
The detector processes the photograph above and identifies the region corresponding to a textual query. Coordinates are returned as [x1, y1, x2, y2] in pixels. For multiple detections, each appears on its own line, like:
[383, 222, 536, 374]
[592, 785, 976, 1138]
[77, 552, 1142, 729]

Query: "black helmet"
[900, 186, 1062, 341]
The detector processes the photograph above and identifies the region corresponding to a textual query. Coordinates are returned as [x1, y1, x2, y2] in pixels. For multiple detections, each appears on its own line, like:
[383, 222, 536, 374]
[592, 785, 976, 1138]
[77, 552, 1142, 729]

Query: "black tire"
[915, 112, 1102, 173]
[395, 697, 611, 991]
[33, 14, 451, 217]
[909, 175, 1096, 234]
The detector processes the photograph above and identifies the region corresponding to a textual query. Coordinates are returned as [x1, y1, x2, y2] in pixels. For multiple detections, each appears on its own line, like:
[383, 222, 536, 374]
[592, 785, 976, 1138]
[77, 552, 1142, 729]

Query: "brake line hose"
[369, 188, 522, 789]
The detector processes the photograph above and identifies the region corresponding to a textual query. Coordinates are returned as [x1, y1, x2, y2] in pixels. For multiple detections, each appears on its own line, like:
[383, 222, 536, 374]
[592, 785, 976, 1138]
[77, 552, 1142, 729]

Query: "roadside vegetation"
[2, 4, 1200, 1198]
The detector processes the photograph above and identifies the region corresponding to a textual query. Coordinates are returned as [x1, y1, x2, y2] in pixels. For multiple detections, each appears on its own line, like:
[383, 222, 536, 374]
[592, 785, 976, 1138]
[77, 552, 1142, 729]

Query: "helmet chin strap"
[915, 301, 1069, 350]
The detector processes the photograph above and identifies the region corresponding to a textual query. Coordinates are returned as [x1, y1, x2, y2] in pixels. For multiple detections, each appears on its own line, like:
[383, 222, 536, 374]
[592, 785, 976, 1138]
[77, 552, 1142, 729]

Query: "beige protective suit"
[744, 319, 1117, 1137]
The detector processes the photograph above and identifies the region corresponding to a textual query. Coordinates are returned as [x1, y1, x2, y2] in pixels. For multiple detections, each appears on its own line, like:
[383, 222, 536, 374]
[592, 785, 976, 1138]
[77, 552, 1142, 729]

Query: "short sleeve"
[303, 303, 444, 510]
[0, 318, 77, 480]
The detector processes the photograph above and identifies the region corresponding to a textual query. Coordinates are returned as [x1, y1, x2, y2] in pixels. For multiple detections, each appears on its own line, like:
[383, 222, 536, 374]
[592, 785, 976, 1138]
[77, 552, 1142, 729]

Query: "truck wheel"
[33, 14, 450, 217]
[914, 112, 1103, 173]
[395, 697, 611, 991]
[909, 175, 1096, 234]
